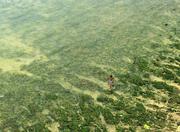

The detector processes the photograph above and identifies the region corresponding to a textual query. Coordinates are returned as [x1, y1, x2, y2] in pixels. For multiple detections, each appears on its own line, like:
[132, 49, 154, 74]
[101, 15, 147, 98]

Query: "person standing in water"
[108, 75, 115, 90]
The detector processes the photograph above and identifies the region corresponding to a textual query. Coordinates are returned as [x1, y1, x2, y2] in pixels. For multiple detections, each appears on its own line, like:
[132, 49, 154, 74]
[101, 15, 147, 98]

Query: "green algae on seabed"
[0, 0, 180, 131]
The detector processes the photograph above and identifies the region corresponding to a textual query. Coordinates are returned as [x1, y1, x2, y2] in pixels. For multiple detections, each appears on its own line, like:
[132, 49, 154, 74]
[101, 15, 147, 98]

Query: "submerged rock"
[42, 109, 50, 115]
[0, 95, 4, 98]
[46, 122, 60, 132]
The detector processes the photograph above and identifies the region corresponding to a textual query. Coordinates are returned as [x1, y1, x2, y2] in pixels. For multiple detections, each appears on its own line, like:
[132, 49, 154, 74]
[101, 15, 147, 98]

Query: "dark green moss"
[136, 103, 146, 112]
[140, 90, 155, 99]
[159, 54, 167, 60]
[97, 95, 114, 103]
[79, 94, 94, 105]
[143, 73, 150, 78]
[102, 108, 119, 125]
[165, 64, 179, 71]
[27, 103, 40, 116]
[168, 57, 176, 63]
[168, 94, 180, 104]
[121, 114, 134, 124]
[170, 43, 180, 50]
[154, 111, 167, 127]
[162, 68, 176, 80]
[151, 43, 161, 49]
[94, 125, 107, 132]
[152, 81, 174, 93]
[45, 93, 58, 100]
[175, 56, 180, 62]
[79, 126, 90, 132]
[0, 117, 20, 131]
[153, 68, 176, 81]
[111, 99, 126, 110]
[174, 77, 180, 84]
[26, 123, 49, 132]
[125, 73, 149, 86]
[129, 86, 142, 96]
[122, 103, 159, 126]
[133, 57, 149, 71]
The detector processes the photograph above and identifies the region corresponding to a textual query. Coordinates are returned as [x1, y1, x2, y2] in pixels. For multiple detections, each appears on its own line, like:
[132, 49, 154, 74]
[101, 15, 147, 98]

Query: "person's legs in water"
[109, 83, 113, 93]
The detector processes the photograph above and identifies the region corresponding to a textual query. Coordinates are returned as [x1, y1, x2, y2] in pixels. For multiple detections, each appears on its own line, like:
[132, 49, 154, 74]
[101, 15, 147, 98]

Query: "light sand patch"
[162, 38, 173, 45]
[164, 11, 172, 17]
[58, 76, 102, 105]
[0, 33, 48, 56]
[115, 91, 127, 97]
[76, 74, 118, 100]
[148, 32, 156, 39]
[77, 74, 109, 89]
[142, 46, 153, 52]
[0, 35, 35, 55]
[169, 112, 180, 122]
[0, 58, 33, 75]
[89, 62, 117, 72]
[42, 109, 50, 115]
[89, 62, 126, 77]
[0, 33, 48, 76]
[136, 95, 167, 111]
[149, 25, 166, 32]
[146, 99, 167, 110]
[170, 82, 180, 90]
[150, 75, 164, 82]
[0, 55, 48, 76]
[177, 126, 180, 132]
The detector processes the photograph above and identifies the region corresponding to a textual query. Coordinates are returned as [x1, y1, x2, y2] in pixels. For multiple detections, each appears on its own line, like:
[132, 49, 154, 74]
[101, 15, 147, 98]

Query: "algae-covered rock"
[46, 122, 60, 132]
